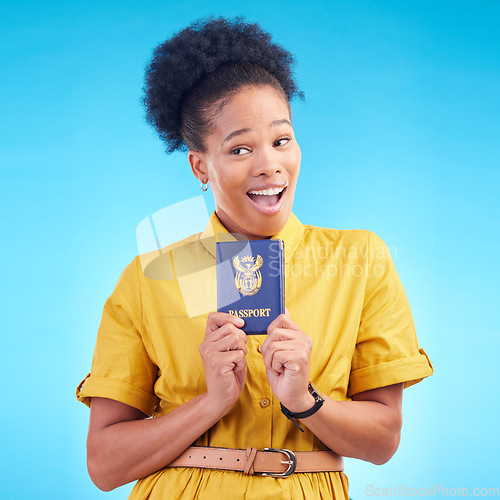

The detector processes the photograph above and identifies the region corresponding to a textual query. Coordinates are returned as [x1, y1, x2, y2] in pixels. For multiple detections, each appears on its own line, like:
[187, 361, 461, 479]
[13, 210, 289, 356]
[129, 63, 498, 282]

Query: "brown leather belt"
[168, 446, 344, 477]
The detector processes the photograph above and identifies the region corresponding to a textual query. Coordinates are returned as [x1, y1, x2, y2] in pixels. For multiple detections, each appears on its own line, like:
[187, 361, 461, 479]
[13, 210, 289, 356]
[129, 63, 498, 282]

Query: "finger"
[260, 328, 294, 359]
[222, 350, 247, 377]
[266, 327, 300, 343]
[262, 347, 285, 374]
[261, 339, 298, 368]
[234, 355, 247, 371]
[267, 313, 299, 333]
[206, 312, 245, 333]
[271, 350, 287, 373]
[205, 322, 247, 344]
[262, 329, 303, 359]
[270, 349, 306, 375]
[216, 333, 248, 355]
[206, 349, 247, 371]
[200, 329, 247, 360]
[222, 349, 247, 368]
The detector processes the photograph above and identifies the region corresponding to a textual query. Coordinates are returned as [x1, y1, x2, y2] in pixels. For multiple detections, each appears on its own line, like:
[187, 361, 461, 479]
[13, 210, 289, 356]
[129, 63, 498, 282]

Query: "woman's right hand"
[199, 312, 247, 414]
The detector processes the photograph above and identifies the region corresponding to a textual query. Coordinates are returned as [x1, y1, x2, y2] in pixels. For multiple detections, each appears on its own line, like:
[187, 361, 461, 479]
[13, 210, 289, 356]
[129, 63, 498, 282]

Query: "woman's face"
[189, 85, 301, 239]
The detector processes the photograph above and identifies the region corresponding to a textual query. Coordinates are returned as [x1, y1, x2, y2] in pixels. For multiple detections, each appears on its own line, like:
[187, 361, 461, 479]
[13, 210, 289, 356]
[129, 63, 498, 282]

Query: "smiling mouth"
[246, 184, 287, 207]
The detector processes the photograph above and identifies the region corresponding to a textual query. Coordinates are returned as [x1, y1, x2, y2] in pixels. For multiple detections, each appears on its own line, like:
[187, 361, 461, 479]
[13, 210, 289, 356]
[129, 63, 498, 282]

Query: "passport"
[216, 239, 285, 335]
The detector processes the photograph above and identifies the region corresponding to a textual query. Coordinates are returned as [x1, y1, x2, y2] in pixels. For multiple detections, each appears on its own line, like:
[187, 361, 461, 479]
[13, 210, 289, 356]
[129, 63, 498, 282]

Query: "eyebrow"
[221, 128, 251, 146]
[270, 118, 292, 128]
[221, 119, 292, 146]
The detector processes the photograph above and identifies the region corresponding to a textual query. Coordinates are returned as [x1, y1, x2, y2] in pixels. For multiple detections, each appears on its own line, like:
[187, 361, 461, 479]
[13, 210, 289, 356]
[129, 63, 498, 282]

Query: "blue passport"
[216, 239, 285, 335]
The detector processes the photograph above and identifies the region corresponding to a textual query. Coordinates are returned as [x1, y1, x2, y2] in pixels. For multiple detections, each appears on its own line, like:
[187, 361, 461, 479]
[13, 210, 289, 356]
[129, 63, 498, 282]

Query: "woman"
[77, 17, 433, 499]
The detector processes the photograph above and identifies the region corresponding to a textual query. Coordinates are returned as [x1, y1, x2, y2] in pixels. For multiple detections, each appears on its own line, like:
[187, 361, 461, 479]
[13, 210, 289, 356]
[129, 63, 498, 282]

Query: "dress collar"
[200, 211, 304, 264]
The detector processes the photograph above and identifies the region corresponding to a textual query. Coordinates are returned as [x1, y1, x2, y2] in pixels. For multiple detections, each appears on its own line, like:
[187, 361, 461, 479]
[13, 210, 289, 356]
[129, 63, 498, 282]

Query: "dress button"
[257, 345, 262, 353]
[260, 397, 270, 408]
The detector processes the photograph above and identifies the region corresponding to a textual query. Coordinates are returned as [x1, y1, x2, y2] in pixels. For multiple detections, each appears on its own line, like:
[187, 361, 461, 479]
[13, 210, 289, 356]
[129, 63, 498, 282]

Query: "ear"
[188, 150, 209, 183]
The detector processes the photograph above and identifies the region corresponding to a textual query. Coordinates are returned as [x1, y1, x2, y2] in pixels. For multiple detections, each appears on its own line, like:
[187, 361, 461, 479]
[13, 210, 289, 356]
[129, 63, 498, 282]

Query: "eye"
[274, 137, 291, 147]
[230, 147, 251, 156]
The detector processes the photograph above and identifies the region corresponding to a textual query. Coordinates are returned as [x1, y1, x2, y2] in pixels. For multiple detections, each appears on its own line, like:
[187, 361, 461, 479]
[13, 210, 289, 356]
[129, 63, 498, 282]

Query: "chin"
[217, 196, 294, 239]
[247, 212, 291, 239]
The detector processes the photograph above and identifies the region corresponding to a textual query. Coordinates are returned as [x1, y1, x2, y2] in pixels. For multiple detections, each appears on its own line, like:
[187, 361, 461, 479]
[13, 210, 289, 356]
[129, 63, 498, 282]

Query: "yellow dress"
[77, 212, 433, 499]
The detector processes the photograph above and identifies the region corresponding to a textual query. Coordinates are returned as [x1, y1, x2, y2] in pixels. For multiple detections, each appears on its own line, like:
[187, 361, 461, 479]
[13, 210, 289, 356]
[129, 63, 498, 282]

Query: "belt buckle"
[261, 448, 297, 477]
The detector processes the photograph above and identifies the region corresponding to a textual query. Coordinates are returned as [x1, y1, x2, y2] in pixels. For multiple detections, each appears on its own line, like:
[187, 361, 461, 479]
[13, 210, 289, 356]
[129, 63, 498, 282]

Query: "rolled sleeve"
[76, 258, 159, 416]
[348, 233, 433, 396]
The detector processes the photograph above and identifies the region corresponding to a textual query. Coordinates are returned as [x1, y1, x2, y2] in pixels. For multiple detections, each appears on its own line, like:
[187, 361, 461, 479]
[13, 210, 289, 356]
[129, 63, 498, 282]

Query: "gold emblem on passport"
[232, 255, 263, 296]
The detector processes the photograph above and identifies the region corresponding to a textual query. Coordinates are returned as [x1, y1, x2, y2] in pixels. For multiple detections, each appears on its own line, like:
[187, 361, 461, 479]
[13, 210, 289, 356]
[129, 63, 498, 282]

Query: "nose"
[251, 146, 282, 177]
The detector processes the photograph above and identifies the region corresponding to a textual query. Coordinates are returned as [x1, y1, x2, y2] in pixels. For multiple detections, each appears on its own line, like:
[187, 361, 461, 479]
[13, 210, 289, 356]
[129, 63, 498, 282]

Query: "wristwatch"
[280, 382, 324, 432]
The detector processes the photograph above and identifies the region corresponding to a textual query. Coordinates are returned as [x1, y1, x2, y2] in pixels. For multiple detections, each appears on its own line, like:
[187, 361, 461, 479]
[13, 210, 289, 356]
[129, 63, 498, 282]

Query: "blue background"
[1, 0, 498, 498]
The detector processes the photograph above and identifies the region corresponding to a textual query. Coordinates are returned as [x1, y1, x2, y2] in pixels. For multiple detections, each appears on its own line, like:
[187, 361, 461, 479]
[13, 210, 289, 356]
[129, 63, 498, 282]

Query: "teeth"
[248, 185, 286, 196]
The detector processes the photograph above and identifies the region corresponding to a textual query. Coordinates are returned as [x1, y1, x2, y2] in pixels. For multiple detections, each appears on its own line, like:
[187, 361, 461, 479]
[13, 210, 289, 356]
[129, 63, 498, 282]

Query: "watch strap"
[280, 383, 325, 431]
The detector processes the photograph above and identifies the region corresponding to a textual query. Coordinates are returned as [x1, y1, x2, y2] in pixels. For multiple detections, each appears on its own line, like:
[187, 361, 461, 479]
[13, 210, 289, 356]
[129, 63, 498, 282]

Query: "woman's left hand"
[260, 310, 315, 412]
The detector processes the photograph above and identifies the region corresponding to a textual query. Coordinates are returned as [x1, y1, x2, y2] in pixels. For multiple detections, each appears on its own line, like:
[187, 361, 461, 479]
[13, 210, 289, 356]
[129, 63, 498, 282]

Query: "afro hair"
[143, 16, 304, 153]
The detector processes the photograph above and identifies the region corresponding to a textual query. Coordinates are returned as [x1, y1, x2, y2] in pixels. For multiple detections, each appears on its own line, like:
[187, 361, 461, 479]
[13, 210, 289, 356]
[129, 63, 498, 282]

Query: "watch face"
[308, 382, 324, 402]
